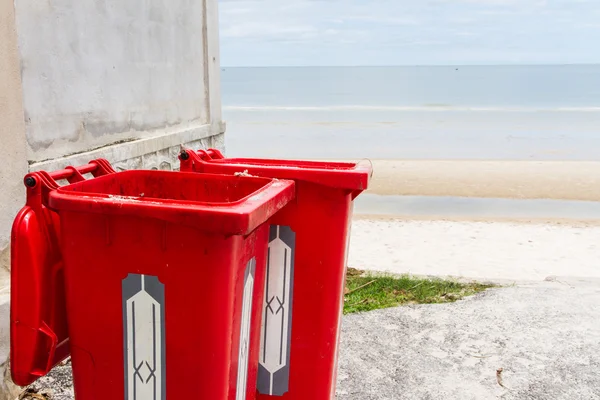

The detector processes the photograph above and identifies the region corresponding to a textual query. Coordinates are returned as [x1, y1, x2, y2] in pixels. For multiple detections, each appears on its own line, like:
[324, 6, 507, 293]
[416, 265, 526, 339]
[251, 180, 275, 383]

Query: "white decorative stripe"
[258, 225, 295, 395]
[123, 274, 165, 400]
[236, 259, 255, 400]
[345, 206, 353, 268]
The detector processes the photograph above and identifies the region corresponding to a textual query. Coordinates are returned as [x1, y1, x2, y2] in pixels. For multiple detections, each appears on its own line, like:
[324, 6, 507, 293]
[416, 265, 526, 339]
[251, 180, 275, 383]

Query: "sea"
[222, 65, 600, 160]
[221, 65, 600, 219]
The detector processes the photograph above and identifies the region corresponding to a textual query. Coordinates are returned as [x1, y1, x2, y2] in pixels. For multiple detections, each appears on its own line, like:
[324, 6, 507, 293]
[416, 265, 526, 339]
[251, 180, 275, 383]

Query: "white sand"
[348, 219, 600, 282]
[346, 159, 600, 282]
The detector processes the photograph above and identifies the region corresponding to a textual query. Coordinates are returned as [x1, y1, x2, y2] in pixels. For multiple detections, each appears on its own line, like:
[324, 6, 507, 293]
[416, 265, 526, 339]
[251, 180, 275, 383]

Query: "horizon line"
[221, 63, 600, 69]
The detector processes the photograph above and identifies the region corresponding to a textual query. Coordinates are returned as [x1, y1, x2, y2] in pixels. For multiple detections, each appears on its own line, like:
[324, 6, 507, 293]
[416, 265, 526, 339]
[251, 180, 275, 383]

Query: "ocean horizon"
[222, 65, 600, 160]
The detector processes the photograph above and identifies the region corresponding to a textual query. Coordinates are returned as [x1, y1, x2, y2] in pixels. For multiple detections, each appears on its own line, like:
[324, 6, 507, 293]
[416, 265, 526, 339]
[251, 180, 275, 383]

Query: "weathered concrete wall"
[0, 0, 28, 397]
[0, 0, 223, 397]
[17, 0, 212, 162]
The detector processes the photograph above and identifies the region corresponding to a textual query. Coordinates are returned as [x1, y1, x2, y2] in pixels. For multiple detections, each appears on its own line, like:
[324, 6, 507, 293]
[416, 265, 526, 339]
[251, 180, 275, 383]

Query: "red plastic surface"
[62, 216, 269, 400]
[179, 149, 372, 400]
[10, 206, 69, 386]
[11, 160, 295, 400]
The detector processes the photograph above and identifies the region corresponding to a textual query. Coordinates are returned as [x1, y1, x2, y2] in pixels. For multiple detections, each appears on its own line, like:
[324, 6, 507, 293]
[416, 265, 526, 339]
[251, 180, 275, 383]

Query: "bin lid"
[181, 149, 372, 192]
[11, 205, 70, 386]
[10, 160, 116, 385]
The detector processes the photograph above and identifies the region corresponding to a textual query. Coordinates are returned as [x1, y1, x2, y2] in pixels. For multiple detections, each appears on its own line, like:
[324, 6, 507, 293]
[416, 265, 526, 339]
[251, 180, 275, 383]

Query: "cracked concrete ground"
[18, 278, 600, 400]
[337, 278, 600, 400]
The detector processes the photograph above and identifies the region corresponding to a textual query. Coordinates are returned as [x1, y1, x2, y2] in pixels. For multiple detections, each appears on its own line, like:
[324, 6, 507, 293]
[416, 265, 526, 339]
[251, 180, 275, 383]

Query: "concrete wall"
[0, 0, 223, 397]
[18, 0, 214, 162]
[0, 0, 28, 396]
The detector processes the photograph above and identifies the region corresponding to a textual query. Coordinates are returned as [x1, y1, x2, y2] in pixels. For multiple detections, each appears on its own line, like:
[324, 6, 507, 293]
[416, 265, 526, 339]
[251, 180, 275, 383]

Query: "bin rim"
[181, 149, 372, 192]
[47, 170, 295, 235]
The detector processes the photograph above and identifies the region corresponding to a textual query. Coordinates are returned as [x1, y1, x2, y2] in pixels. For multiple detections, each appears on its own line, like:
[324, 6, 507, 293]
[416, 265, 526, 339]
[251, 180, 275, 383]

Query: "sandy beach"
[367, 160, 600, 201]
[348, 219, 600, 282]
[348, 159, 600, 283]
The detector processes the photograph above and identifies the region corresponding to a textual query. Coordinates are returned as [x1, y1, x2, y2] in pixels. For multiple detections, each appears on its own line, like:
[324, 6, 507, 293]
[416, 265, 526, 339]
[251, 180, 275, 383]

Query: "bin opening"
[60, 170, 272, 204]
[48, 168, 295, 235]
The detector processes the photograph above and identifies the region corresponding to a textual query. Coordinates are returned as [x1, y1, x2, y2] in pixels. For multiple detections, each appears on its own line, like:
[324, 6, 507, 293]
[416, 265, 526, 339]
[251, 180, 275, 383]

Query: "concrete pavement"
[337, 278, 600, 399]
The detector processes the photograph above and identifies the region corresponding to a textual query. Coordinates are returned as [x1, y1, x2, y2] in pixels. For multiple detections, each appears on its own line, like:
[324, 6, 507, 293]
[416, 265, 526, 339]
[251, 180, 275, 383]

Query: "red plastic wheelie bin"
[179, 149, 372, 400]
[11, 159, 295, 400]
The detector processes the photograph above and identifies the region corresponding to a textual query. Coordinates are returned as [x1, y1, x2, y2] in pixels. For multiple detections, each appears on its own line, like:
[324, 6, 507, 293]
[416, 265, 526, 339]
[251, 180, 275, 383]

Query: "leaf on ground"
[346, 267, 364, 277]
[19, 388, 50, 400]
[496, 367, 510, 390]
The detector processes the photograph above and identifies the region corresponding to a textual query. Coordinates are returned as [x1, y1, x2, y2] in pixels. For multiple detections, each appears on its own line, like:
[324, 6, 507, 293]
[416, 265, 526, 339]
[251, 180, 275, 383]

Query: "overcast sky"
[218, 0, 600, 67]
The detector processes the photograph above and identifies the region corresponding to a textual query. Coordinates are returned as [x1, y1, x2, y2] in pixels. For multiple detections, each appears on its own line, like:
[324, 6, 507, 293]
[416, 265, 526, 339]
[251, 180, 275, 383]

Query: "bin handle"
[179, 148, 225, 172]
[47, 160, 113, 183]
[180, 148, 224, 162]
[25, 159, 116, 207]
[195, 148, 224, 160]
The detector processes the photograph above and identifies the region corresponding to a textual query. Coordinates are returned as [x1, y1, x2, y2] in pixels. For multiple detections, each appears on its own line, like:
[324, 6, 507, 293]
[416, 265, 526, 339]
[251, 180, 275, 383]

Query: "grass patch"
[344, 268, 493, 314]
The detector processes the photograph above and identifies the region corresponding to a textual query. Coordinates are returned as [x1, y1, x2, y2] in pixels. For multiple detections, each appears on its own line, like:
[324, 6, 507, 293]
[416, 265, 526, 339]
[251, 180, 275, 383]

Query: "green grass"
[343, 269, 494, 314]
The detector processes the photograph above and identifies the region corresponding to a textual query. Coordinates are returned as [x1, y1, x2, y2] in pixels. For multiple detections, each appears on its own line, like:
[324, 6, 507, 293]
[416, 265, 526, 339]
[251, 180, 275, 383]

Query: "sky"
[218, 0, 600, 67]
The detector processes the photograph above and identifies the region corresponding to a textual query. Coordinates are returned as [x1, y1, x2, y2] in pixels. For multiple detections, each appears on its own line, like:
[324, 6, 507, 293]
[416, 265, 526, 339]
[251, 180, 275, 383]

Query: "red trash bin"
[179, 149, 372, 400]
[11, 159, 295, 400]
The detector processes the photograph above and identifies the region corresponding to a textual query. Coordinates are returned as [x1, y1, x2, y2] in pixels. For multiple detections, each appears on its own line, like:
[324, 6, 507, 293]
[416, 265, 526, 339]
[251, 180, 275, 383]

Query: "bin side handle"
[179, 148, 224, 172]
